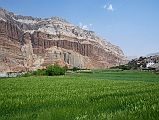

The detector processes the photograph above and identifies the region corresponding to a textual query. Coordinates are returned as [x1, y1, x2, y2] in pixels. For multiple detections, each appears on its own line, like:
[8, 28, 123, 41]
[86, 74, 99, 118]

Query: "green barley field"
[0, 70, 159, 120]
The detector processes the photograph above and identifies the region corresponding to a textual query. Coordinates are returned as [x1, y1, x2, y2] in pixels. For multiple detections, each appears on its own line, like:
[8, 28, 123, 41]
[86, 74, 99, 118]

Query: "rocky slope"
[0, 8, 126, 72]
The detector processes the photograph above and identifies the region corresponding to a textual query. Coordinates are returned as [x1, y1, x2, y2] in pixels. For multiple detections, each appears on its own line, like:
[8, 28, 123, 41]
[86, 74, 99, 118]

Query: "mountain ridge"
[0, 8, 126, 72]
[147, 52, 159, 57]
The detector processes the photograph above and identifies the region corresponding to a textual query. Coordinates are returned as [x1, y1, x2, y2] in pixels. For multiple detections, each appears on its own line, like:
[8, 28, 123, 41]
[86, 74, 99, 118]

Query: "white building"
[146, 62, 155, 68]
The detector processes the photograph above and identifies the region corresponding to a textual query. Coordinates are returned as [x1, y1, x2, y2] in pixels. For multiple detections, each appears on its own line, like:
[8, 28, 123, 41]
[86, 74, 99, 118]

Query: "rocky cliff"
[0, 8, 126, 72]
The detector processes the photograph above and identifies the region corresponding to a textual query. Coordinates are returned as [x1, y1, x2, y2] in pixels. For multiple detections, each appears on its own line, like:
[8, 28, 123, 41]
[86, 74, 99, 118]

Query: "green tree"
[45, 64, 66, 76]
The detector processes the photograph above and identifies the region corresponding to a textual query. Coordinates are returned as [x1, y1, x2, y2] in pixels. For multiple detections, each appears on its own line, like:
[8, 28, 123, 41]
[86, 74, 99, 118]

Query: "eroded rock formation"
[0, 8, 126, 72]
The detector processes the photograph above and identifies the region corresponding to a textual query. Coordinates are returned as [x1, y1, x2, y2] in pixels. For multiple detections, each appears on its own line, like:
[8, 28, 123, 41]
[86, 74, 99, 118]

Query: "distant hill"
[127, 56, 138, 61]
[147, 52, 159, 57]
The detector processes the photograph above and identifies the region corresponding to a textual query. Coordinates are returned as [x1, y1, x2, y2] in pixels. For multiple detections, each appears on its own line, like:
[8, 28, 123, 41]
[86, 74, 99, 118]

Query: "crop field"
[0, 70, 159, 120]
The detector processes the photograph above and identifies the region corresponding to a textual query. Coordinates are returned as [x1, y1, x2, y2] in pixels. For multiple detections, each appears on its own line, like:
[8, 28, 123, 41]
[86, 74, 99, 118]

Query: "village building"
[148, 63, 159, 71]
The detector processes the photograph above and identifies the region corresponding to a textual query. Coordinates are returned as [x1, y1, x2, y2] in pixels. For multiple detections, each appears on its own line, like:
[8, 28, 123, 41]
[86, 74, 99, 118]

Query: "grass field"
[0, 70, 159, 120]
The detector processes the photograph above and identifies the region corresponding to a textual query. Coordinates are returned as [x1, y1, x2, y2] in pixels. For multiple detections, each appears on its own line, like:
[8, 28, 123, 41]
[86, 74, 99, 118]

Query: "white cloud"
[104, 4, 114, 12]
[89, 24, 92, 27]
[82, 25, 89, 30]
[104, 4, 107, 9]
[79, 22, 83, 28]
[79, 22, 93, 30]
[108, 4, 114, 11]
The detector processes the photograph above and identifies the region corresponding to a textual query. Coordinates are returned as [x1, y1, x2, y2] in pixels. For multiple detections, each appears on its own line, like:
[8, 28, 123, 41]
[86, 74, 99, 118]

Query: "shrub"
[21, 65, 66, 77]
[45, 64, 66, 76]
[72, 67, 80, 71]
[32, 69, 46, 76]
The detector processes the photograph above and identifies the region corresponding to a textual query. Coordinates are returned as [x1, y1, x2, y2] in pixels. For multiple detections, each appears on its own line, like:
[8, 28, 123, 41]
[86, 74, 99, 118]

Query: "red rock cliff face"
[31, 31, 125, 68]
[0, 20, 25, 72]
[0, 8, 126, 72]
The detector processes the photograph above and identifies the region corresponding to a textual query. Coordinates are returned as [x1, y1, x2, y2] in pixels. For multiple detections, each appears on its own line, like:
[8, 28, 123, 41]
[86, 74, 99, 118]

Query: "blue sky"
[0, 0, 159, 56]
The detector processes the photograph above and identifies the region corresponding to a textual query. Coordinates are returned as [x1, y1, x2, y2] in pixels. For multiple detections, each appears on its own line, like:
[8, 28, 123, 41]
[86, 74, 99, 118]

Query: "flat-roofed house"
[148, 63, 159, 71]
